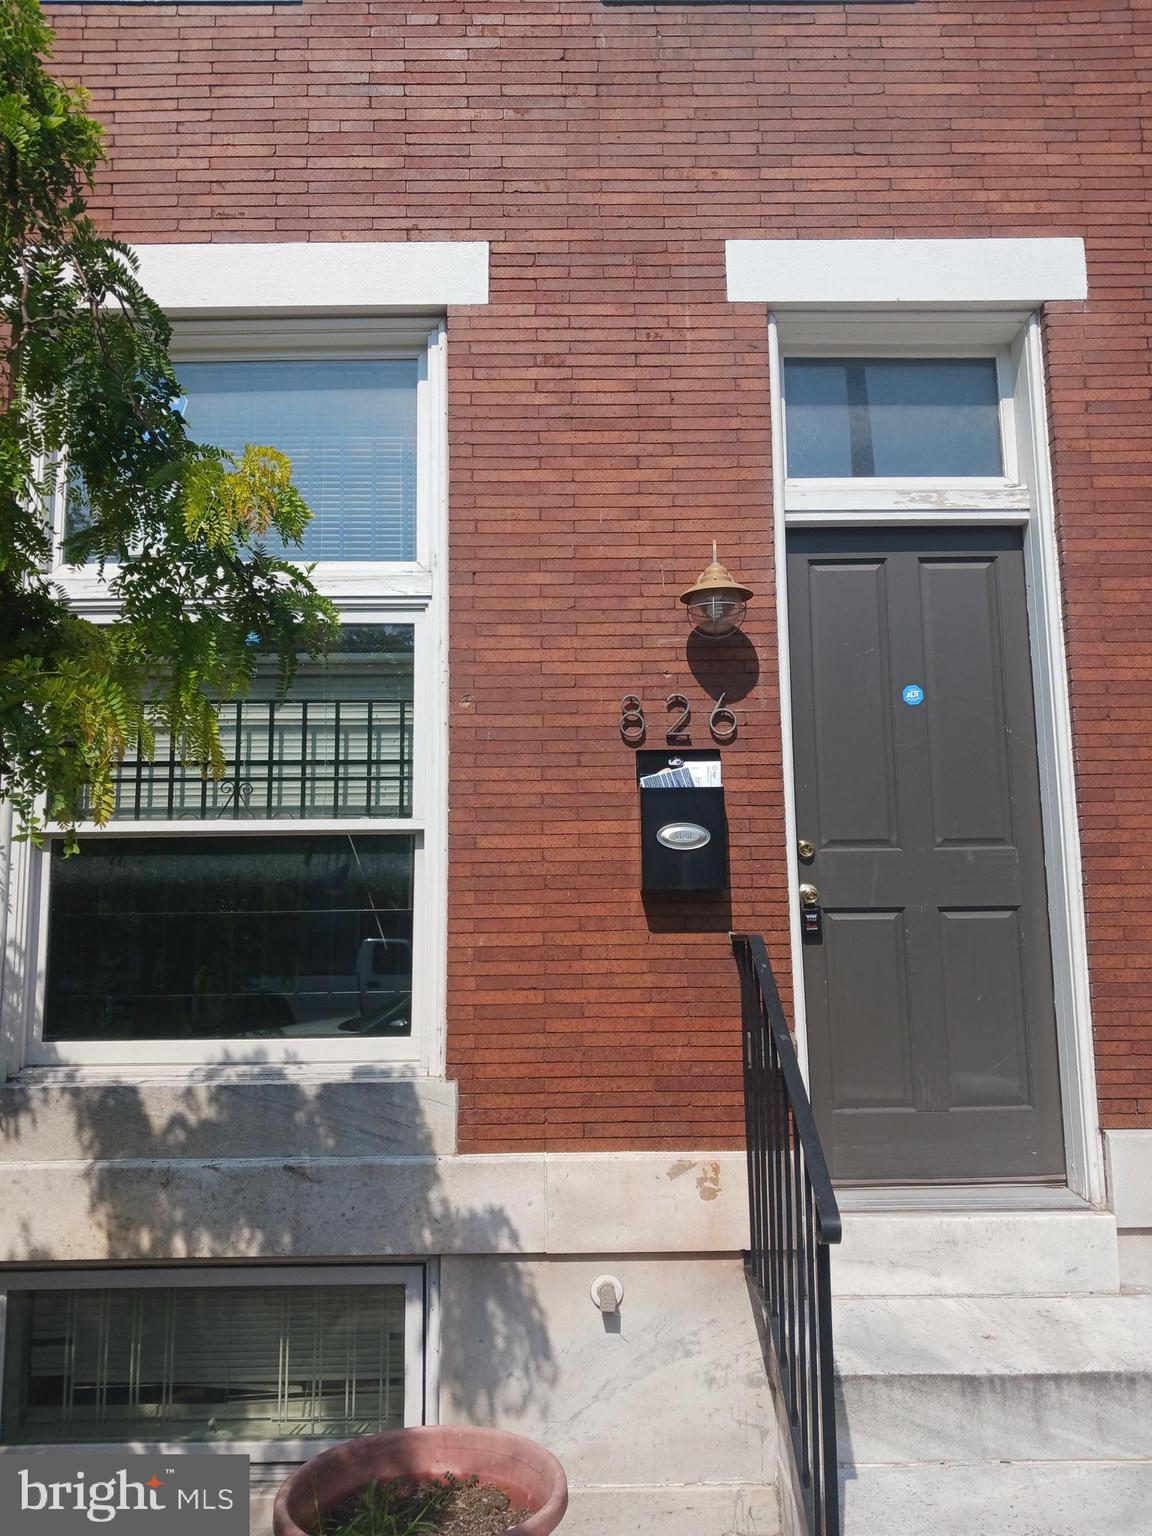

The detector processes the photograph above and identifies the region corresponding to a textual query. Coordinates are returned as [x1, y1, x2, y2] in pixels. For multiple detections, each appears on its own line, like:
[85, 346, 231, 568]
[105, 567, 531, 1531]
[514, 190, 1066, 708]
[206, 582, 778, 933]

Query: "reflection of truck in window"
[241, 931, 413, 1039]
[351, 936, 412, 1034]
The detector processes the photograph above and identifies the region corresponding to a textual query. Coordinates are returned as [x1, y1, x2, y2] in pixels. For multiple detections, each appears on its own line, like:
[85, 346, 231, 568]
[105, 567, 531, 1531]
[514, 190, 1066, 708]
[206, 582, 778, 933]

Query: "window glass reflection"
[3, 1284, 406, 1443]
[45, 835, 414, 1041]
[784, 358, 1003, 478]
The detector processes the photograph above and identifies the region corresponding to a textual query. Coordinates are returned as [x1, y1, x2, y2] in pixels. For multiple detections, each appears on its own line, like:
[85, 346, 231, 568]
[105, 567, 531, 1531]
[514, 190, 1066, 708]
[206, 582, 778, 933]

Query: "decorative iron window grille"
[103, 697, 412, 821]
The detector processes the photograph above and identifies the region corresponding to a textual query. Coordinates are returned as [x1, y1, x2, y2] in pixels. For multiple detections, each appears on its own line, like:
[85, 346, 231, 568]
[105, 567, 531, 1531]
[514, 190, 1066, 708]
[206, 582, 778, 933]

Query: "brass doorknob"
[799, 884, 820, 907]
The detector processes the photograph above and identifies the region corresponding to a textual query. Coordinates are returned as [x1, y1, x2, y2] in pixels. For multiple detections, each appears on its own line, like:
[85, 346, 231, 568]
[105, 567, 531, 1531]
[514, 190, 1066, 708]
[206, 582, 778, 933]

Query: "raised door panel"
[807, 560, 900, 850]
[920, 557, 1016, 850]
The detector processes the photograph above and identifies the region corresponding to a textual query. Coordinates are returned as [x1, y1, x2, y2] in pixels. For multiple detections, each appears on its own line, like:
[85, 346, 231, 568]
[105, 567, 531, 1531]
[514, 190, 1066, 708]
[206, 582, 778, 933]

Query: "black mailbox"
[638, 750, 729, 892]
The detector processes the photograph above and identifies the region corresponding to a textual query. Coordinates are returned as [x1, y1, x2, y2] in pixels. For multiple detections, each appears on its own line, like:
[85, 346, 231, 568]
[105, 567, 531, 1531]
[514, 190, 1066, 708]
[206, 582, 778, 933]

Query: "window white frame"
[768, 307, 1103, 1205]
[0, 1264, 428, 1463]
[6, 317, 450, 1076]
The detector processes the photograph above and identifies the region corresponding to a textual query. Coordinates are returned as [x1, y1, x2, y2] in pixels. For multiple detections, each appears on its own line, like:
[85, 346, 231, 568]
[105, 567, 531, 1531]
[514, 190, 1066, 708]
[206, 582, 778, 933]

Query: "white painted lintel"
[131, 241, 490, 314]
[726, 237, 1088, 307]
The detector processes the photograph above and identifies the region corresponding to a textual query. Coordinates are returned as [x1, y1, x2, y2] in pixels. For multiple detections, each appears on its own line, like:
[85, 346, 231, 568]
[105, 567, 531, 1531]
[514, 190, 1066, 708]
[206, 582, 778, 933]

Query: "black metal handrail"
[732, 932, 842, 1536]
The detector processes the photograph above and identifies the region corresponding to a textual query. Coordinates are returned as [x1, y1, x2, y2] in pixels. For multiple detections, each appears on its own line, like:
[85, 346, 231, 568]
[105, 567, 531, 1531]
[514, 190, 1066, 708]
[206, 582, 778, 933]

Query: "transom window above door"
[783, 357, 1004, 479]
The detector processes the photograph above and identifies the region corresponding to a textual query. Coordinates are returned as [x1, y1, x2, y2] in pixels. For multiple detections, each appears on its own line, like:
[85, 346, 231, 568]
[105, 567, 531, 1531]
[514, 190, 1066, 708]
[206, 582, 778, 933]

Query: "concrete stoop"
[562, 1484, 780, 1536]
[830, 1208, 1120, 1298]
[840, 1461, 1152, 1535]
[833, 1209, 1152, 1535]
[836, 1294, 1152, 1464]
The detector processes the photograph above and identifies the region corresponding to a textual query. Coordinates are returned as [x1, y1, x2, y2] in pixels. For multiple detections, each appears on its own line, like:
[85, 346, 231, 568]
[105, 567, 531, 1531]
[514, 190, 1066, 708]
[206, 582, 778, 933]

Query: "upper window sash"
[51, 321, 440, 592]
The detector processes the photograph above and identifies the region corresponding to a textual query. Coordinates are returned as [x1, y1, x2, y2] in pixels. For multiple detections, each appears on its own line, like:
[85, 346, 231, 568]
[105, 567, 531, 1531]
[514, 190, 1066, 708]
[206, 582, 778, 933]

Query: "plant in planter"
[272, 1427, 568, 1536]
[309, 1471, 527, 1536]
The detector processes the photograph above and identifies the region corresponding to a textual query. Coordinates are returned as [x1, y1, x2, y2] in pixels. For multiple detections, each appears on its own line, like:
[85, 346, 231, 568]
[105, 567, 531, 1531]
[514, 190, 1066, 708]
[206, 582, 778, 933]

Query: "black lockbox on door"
[637, 749, 729, 891]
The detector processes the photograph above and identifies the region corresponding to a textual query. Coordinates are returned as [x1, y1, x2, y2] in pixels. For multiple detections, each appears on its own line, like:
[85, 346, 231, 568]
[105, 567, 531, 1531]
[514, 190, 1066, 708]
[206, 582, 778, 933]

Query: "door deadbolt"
[797, 839, 815, 862]
[798, 883, 820, 907]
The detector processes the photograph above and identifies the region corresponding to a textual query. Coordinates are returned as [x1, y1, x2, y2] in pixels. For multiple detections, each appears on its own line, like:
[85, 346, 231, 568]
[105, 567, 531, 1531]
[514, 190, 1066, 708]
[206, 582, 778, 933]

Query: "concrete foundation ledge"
[245, 1252, 777, 1533]
[0, 1074, 460, 1160]
[0, 1150, 749, 1261]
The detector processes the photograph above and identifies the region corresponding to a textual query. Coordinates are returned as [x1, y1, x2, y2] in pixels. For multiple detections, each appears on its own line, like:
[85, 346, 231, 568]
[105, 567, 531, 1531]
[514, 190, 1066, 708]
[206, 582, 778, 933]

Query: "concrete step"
[563, 1484, 780, 1536]
[835, 1294, 1152, 1465]
[841, 1460, 1152, 1536]
[832, 1208, 1120, 1297]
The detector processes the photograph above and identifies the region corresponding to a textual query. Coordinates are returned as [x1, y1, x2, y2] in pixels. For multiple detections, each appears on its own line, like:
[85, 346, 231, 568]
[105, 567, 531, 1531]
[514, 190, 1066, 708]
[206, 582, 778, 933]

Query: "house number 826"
[618, 693, 738, 745]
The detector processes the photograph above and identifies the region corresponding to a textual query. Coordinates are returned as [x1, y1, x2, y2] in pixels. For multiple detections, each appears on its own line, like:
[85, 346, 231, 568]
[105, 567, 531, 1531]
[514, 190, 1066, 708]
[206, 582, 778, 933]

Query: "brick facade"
[45, 0, 1152, 1147]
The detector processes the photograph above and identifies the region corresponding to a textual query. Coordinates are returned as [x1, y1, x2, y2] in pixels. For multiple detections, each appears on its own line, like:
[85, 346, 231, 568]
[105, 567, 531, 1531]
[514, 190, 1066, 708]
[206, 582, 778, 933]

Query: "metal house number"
[618, 693, 738, 745]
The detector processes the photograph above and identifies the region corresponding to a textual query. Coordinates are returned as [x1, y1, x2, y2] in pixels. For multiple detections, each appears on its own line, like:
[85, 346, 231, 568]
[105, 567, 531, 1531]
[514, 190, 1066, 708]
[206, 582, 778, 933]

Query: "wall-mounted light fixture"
[679, 543, 753, 639]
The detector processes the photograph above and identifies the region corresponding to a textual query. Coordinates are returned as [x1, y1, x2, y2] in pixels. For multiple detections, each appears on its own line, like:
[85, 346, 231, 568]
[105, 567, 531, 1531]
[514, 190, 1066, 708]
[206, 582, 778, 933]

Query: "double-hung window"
[25, 319, 447, 1071]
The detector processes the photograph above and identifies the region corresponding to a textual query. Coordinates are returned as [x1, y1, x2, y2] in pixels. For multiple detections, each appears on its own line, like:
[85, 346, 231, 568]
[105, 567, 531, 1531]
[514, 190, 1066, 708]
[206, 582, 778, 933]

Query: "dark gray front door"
[787, 528, 1065, 1183]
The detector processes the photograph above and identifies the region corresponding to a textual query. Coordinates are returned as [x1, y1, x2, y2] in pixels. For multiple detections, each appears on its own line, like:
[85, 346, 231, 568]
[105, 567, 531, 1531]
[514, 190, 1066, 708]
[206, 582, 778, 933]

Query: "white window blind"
[4, 1283, 407, 1444]
[178, 359, 419, 562]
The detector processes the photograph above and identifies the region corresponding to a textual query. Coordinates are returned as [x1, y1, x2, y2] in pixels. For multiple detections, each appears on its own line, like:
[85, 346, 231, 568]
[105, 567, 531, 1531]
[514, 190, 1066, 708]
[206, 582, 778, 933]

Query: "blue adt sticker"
[902, 684, 925, 707]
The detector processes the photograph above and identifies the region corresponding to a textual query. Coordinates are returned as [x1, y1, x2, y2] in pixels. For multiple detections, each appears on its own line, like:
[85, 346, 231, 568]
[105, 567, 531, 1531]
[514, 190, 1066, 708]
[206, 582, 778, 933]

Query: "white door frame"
[766, 310, 1104, 1205]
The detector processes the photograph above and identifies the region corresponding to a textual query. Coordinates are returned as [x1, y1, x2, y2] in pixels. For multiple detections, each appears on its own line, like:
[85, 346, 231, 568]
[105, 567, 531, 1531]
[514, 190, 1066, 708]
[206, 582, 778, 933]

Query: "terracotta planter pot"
[272, 1426, 568, 1536]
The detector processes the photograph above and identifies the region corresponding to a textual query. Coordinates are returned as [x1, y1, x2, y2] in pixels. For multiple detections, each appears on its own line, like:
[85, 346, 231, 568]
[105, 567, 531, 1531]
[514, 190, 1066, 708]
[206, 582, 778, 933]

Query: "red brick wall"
[45, 0, 1152, 1147]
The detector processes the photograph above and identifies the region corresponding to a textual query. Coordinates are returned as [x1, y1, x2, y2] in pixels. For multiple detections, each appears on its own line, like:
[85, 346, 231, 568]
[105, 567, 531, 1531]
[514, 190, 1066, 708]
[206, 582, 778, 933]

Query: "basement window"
[0, 1268, 424, 1457]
